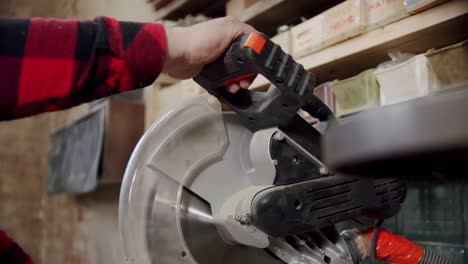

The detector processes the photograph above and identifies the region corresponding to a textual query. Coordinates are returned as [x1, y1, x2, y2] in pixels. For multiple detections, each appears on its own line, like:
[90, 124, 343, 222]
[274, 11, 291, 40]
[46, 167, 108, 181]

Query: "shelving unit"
[152, 0, 343, 35]
[150, 0, 468, 117]
[238, 0, 344, 36]
[153, 0, 227, 20]
[250, 0, 468, 88]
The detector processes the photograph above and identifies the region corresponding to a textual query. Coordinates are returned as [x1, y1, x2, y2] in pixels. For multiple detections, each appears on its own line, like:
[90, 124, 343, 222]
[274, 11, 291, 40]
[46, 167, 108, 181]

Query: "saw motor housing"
[194, 32, 407, 253]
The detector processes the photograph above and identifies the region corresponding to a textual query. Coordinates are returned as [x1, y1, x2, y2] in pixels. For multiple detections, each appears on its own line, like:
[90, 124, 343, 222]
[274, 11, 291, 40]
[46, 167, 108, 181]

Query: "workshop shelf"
[250, 0, 468, 89]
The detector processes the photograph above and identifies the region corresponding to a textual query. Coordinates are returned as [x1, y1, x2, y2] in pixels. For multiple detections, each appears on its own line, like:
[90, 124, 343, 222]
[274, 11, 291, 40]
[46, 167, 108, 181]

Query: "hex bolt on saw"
[119, 33, 464, 264]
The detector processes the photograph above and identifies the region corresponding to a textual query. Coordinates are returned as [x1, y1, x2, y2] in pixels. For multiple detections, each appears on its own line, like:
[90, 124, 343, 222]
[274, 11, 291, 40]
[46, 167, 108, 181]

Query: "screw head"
[239, 215, 250, 225]
[273, 131, 285, 141]
[319, 167, 328, 175]
[234, 214, 241, 221]
[292, 156, 300, 164]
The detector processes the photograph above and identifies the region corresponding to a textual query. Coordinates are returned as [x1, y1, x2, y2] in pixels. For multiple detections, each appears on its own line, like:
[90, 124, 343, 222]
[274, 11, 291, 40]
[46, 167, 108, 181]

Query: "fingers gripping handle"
[194, 32, 317, 131]
[194, 34, 260, 91]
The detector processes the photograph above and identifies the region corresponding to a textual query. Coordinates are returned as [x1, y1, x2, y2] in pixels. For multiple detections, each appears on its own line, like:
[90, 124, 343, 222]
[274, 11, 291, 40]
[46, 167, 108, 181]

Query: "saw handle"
[194, 32, 319, 131]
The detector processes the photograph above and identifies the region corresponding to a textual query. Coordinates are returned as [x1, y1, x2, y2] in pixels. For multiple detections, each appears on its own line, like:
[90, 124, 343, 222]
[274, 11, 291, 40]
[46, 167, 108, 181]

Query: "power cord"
[370, 219, 384, 264]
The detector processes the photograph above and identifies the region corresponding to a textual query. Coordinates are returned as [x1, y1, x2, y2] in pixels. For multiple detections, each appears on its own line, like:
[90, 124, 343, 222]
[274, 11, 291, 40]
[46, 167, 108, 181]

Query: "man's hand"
[163, 16, 256, 93]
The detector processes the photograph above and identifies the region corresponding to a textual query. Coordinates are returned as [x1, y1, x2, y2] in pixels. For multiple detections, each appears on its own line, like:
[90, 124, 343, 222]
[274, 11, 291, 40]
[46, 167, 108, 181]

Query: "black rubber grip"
[194, 32, 316, 131]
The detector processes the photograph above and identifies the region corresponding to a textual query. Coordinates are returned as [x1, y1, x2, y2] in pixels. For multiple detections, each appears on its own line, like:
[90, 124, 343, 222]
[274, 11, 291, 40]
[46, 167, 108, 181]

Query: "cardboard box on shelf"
[272, 30, 292, 53]
[426, 40, 468, 91]
[322, 0, 367, 47]
[366, 0, 408, 30]
[300, 81, 336, 123]
[226, 0, 259, 17]
[291, 15, 324, 59]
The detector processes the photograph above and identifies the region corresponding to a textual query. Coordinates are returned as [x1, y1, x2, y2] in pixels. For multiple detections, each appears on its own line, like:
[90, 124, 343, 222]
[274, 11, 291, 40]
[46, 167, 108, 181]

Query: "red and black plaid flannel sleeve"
[0, 17, 167, 120]
[0, 229, 34, 264]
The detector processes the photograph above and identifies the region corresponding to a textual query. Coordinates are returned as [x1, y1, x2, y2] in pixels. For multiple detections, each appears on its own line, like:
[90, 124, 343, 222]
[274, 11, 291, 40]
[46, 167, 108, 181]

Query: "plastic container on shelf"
[314, 81, 336, 112]
[426, 40, 468, 91]
[332, 69, 380, 117]
[322, 0, 366, 47]
[291, 15, 324, 59]
[300, 81, 336, 123]
[366, 0, 408, 30]
[374, 54, 439, 105]
[404, 0, 449, 14]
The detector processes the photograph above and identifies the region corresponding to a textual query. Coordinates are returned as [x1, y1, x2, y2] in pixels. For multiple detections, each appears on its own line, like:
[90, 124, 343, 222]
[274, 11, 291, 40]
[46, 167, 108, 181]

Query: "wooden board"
[154, 0, 227, 20]
[251, 0, 468, 88]
[102, 100, 145, 184]
[240, 0, 344, 36]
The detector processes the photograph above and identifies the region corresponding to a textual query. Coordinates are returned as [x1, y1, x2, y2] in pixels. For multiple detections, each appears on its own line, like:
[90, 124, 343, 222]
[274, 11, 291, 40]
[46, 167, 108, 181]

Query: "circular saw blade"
[119, 94, 282, 264]
[179, 188, 280, 264]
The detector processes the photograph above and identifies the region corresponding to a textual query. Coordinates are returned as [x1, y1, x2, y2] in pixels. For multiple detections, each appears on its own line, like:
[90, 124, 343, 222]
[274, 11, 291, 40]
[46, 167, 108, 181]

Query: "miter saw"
[118, 32, 419, 264]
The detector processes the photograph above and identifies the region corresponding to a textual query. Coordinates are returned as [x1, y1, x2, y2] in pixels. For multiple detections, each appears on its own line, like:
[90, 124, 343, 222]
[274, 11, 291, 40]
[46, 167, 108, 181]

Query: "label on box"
[291, 15, 323, 58]
[322, 0, 366, 45]
[367, 0, 407, 29]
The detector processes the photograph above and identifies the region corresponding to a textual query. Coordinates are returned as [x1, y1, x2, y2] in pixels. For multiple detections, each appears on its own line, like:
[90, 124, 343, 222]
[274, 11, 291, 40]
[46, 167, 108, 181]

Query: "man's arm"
[0, 230, 34, 264]
[0, 16, 255, 120]
[0, 17, 166, 120]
